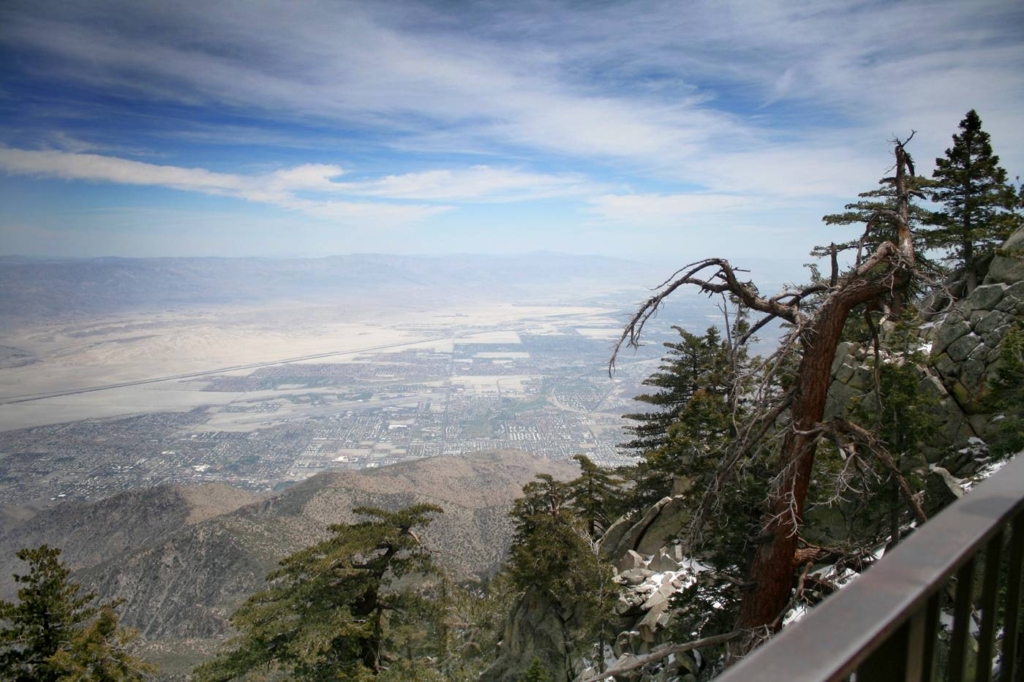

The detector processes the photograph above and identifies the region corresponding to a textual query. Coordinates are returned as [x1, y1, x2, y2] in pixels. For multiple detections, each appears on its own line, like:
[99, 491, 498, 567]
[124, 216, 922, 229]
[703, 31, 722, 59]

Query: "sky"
[1, 0, 1022, 266]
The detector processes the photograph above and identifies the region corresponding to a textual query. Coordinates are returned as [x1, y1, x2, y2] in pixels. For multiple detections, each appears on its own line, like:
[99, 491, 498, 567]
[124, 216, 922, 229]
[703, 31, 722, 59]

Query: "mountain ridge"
[0, 449, 580, 669]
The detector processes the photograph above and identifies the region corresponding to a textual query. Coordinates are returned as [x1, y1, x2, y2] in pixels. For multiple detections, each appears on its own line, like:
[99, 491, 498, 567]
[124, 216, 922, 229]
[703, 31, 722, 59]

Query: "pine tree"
[518, 657, 552, 682]
[193, 504, 443, 681]
[611, 139, 921, 651]
[621, 326, 740, 510]
[927, 109, 1021, 283]
[0, 545, 152, 682]
[622, 326, 732, 454]
[567, 454, 623, 539]
[506, 475, 617, 674]
[819, 172, 939, 275]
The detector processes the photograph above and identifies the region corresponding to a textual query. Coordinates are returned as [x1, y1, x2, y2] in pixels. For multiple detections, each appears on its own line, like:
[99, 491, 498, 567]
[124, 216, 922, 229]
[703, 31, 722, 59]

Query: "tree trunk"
[732, 139, 916, 648]
[734, 282, 890, 631]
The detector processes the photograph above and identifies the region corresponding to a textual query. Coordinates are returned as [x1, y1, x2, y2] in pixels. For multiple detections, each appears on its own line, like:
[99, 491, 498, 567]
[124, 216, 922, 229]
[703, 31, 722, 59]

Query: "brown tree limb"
[829, 417, 928, 525]
[609, 258, 807, 374]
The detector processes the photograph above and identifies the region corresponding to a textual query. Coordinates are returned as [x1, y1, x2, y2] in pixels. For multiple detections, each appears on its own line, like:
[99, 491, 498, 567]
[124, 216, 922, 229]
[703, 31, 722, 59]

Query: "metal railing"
[717, 454, 1024, 682]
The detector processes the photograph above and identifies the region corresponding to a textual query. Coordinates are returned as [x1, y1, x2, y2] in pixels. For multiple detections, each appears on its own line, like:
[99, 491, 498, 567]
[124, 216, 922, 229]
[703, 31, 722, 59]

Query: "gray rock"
[984, 326, 1011, 349]
[648, 547, 680, 573]
[617, 549, 647, 573]
[615, 592, 646, 617]
[975, 310, 1011, 335]
[969, 414, 998, 440]
[960, 358, 988, 394]
[641, 578, 678, 611]
[970, 309, 988, 326]
[835, 362, 855, 384]
[604, 497, 673, 559]
[933, 352, 959, 380]
[985, 229, 1024, 285]
[924, 467, 964, 516]
[638, 598, 672, 643]
[847, 365, 874, 391]
[635, 497, 691, 555]
[965, 283, 1006, 311]
[621, 568, 655, 585]
[996, 291, 1024, 315]
[1004, 280, 1024, 301]
[600, 515, 633, 559]
[825, 379, 864, 420]
[614, 632, 631, 658]
[933, 321, 971, 357]
[480, 589, 580, 682]
[832, 342, 854, 374]
[947, 333, 981, 363]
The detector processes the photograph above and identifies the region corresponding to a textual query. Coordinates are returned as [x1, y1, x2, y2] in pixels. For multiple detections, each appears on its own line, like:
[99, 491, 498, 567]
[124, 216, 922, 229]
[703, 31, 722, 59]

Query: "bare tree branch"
[609, 258, 808, 375]
[580, 631, 742, 682]
[829, 417, 928, 525]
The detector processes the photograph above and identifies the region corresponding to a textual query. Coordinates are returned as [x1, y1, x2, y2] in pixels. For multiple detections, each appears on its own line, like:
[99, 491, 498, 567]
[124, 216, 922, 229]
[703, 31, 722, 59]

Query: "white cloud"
[0, 148, 446, 225]
[589, 193, 752, 227]
[341, 166, 596, 202]
[0, 148, 247, 194]
[0, 148, 598, 226]
[29, 1, 1011, 184]
[2, 0, 1023, 250]
[268, 164, 347, 192]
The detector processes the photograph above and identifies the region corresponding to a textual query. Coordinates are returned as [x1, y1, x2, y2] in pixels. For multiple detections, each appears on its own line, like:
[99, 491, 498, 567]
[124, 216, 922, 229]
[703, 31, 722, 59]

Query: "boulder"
[932, 320, 971, 357]
[480, 589, 579, 682]
[985, 229, 1024, 285]
[648, 547, 680, 573]
[600, 515, 634, 559]
[620, 568, 655, 585]
[933, 352, 959, 380]
[947, 333, 981, 363]
[924, 467, 964, 517]
[635, 497, 691, 555]
[638, 598, 673, 643]
[824, 379, 864, 420]
[975, 310, 1011, 335]
[965, 283, 1006, 311]
[616, 549, 647, 573]
[835, 362, 855, 384]
[603, 497, 673, 559]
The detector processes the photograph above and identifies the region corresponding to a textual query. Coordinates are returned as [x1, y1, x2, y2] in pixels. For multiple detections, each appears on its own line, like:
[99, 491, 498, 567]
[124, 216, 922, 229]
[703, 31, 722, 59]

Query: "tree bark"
[733, 139, 917, 644]
[612, 140, 918, 659]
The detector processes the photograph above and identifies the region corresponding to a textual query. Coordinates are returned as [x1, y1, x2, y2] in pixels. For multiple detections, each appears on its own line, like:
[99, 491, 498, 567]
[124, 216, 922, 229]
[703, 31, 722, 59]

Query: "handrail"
[716, 454, 1024, 682]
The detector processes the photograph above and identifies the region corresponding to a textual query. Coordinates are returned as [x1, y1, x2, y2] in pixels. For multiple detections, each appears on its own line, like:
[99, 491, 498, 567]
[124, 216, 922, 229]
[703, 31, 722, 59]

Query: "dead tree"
[611, 138, 918, 653]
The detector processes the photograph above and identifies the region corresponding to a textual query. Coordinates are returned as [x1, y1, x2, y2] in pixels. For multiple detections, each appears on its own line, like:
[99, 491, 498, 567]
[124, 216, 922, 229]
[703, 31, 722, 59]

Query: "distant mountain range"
[0, 253, 656, 323]
[0, 450, 578, 674]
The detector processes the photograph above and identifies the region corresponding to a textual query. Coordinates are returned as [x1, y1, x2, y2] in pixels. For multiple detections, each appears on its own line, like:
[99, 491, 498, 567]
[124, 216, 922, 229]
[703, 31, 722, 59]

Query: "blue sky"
[1, 0, 1022, 265]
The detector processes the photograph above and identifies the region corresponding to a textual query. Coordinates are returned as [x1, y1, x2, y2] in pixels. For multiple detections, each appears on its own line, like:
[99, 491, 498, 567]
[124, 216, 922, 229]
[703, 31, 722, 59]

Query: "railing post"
[1002, 516, 1024, 682]
[858, 620, 908, 681]
[976, 531, 1004, 682]
[949, 558, 977, 682]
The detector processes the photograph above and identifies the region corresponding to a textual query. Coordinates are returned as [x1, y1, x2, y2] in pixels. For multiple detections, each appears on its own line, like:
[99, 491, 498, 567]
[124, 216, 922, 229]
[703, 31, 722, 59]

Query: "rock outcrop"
[825, 228, 1024, 472]
[480, 589, 584, 682]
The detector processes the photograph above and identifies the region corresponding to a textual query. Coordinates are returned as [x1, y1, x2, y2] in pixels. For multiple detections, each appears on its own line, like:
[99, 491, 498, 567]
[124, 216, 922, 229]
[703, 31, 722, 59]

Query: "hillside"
[0, 450, 577, 672]
[0, 483, 262, 601]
